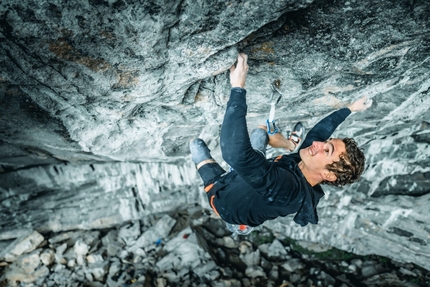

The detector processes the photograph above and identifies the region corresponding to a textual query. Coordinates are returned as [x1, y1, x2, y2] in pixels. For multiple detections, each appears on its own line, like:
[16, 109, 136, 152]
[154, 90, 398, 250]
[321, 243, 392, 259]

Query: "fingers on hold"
[237, 53, 248, 64]
[237, 54, 244, 64]
[362, 98, 372, 109]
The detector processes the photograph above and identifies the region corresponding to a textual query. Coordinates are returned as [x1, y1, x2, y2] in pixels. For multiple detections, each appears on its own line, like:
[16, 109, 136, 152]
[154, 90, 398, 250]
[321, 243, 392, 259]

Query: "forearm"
[301, 108, 351, 148]
[317, 107, 351, 132]
[220, 88, 251, 164]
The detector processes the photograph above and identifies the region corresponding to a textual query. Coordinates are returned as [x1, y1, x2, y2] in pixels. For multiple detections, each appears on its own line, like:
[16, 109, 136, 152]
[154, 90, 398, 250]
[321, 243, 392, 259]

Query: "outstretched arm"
[301, 96, 373, 149]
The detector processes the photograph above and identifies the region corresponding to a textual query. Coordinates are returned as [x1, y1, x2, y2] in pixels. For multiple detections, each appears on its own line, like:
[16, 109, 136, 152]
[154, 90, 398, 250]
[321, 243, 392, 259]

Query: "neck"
[298, 161, 322, 187]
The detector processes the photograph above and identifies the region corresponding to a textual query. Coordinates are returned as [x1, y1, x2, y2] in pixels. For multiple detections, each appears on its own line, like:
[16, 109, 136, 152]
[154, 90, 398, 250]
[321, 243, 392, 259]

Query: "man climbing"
[190, 53, 372, 229]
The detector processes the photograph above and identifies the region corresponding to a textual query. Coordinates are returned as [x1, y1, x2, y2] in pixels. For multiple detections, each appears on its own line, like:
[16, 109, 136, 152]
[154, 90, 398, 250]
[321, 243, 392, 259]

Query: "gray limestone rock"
[40, 249, 55, 266]
[0, 211, 428, 286]
[86, 254, 103, 264]
[317, 271, 336, 287]
[102, 229, 123, 257]
[129, 214, 176, 252]
[74, 240, 89, 256]
[363, 273, 420, 287]
[14, 251, 41, 274]
[156, 228, 207, 273]
[118, 221, 141, 246]
[0, 230, 44, 262]
[213, 279, 242, 287]
[269, 265, 279, 281]
[245, 266, 266, 278]
[54, 242, 68, 265]
[3, 263, 49, 287]
[0, 0, 429, 273]
[267, 239, 288, 260]
[87, 263, 108, 282]
[222, 236, 238, 249]
[0, 0, 312, 164]
[281, 258, 305, 272]
[0, 161, 202, 239]
[238, 241, 253, 254]
[240, 249, 261, 267]
[193, 260, 217, 280]
[67, 259, 76, 269]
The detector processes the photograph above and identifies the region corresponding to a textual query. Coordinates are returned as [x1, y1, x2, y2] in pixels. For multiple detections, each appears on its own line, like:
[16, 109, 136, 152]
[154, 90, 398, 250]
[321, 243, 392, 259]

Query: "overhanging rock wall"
[1, 0, 429, 271]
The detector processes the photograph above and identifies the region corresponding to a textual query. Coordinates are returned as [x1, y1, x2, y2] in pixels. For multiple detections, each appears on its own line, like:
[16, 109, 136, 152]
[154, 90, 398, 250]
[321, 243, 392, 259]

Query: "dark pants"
[198, 127, 268, 187]
[198, 128, 268, 218]
[198, 162, 226, 187]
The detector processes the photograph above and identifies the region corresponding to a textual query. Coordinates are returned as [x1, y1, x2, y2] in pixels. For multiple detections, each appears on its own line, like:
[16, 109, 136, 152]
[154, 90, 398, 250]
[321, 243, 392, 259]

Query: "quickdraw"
[266, 80, 283, 135]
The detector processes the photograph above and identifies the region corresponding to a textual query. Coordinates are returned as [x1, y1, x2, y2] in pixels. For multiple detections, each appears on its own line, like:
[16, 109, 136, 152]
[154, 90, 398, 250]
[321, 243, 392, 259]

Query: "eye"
[324, 149, 329, 155]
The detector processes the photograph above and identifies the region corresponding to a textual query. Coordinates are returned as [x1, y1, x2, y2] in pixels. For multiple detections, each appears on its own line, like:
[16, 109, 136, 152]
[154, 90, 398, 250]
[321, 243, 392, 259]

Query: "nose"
[312, 141, 324, 151]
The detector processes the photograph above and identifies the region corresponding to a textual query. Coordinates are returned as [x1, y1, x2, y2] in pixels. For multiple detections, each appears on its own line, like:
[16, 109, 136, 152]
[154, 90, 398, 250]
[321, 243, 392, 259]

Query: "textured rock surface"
[1, 0, 429, 272]
[0, 161, 203, 240]
[1, 210, 429, 286]
[1, 0, 313, 164]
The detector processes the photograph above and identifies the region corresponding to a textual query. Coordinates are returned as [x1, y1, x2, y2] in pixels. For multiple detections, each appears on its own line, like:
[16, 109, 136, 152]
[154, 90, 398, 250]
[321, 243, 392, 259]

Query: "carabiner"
[266, 119, 278, 135]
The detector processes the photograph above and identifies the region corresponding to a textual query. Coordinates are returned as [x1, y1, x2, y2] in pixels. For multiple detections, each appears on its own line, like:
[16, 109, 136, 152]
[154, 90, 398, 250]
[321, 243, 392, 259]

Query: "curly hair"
[321, 138, 365, 187]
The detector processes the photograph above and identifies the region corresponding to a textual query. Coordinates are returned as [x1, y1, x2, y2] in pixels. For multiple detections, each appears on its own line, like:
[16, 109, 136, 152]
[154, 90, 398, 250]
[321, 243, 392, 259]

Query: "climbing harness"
[204, 180, 254, 237]
[266, 80, 283, 135]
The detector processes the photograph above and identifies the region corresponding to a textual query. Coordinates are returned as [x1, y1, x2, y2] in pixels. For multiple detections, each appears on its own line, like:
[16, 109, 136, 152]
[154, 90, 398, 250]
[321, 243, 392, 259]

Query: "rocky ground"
[1, 205, 429, 287]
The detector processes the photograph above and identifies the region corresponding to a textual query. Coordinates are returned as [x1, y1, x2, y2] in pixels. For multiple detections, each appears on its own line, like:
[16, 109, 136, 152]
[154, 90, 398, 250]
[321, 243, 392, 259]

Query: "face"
[299, 138, 346, 181]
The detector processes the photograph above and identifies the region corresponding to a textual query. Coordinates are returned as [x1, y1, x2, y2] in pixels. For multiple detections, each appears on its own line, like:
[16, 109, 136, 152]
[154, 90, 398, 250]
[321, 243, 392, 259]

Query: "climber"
[190, 53, 372, 228]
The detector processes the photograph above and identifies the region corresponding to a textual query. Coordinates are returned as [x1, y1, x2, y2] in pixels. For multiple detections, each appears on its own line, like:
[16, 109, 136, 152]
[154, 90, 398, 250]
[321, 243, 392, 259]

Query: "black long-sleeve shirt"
[212, 88, 351, 227]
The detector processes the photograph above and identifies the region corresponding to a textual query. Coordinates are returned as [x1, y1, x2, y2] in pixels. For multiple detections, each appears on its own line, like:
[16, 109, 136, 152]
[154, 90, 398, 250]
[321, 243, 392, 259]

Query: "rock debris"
[1, 205, 428, 287]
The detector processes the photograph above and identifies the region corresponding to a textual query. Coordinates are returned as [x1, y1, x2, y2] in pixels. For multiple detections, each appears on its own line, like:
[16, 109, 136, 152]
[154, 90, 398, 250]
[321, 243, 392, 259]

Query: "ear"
[323, 172, 337, 182]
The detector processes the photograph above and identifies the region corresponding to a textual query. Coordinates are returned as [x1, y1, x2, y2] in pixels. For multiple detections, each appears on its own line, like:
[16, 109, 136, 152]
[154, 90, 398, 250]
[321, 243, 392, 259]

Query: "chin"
[299, 148, 306, 158]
